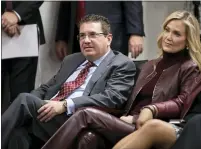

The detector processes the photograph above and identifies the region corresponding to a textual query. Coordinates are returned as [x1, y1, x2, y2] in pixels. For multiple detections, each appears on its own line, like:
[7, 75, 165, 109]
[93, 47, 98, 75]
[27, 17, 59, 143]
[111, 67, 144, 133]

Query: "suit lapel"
[83, 50, 115, 95]
[45, 53, 86, 99]
[60, 54, 86, 84]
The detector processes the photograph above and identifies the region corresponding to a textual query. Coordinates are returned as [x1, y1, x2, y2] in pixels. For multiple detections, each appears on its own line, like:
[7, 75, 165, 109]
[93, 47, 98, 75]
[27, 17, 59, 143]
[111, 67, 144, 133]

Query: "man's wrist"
[62, 100, 67, 112]
[12, 10, 21, 22]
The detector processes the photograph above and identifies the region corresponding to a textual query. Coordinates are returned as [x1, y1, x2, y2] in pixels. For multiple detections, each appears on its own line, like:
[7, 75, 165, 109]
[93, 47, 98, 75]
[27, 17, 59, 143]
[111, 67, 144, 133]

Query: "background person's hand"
[37, 101, 66, 122]
[129, 35, 143, 58]
[136, 107, 153, 129]
[55, 40, 68, 61]
[2, 11, 19, 29]
[3, 24, 20, 37]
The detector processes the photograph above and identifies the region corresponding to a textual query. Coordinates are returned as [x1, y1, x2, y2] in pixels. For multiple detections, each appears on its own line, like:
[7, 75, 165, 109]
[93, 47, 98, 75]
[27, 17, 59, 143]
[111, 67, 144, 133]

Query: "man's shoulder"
[63, 52, 84, 61]
[112, 51, 133, 63]
[110, 51, 136, 69]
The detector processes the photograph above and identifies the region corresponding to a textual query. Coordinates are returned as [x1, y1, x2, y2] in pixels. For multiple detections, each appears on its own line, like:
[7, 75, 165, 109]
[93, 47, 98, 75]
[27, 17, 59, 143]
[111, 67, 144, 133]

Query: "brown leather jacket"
[125, 58, 200, 119]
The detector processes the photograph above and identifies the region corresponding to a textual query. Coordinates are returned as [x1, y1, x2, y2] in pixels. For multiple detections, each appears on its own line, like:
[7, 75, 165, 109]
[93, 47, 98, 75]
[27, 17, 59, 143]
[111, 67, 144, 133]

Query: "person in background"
[170, 114, 201, 149]
[55, 1, 145, 60]
[1, 1, 45, 112]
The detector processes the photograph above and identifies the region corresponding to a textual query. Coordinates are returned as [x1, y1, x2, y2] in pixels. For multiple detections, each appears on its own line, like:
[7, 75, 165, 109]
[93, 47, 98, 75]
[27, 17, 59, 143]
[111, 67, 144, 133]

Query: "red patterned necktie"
[76, 0, 85, 24]
[52, 61, 94, 101]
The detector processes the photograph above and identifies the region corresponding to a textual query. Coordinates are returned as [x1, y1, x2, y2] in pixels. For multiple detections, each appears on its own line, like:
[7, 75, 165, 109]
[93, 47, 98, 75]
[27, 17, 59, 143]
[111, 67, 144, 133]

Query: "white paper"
[2, 24, 39, 59]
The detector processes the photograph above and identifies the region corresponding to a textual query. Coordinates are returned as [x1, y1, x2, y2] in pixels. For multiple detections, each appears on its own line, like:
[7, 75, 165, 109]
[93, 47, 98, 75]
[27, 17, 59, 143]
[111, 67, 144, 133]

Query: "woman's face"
[162, 20, 187, 53]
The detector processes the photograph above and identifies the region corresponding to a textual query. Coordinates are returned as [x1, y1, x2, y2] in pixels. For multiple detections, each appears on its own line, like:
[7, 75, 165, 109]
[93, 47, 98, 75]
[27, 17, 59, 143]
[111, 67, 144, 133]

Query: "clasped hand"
[37, 100, 66, 122]
[2, 11, 20, 37]
[120, 108, 154, 129]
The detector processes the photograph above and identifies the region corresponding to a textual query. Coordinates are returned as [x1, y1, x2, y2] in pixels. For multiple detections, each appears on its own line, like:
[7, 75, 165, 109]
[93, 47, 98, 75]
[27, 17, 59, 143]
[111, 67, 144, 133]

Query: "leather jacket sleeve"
[153, 61, 200, 119]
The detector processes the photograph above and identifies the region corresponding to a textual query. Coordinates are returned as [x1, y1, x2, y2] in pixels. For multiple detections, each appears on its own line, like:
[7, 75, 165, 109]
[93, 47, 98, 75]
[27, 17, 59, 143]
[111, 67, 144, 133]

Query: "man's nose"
[83, 35, 91, 42]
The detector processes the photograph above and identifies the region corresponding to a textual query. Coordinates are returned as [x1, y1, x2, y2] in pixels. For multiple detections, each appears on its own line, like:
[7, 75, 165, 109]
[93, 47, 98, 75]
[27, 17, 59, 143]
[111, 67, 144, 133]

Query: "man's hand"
[129, 35, 143, 58]
[136, 107, 154, 129]
[2, 11, 19, 29]
[3, 24, 20, 37]
[37, 101, 66, 122]
[120, 115, 134, 124]
[55, 40, 68, 61]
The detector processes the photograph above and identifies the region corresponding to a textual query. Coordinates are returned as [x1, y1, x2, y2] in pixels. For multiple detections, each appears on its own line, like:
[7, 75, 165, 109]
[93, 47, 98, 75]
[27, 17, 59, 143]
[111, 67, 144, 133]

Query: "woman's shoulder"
[181, 59, 198, 69]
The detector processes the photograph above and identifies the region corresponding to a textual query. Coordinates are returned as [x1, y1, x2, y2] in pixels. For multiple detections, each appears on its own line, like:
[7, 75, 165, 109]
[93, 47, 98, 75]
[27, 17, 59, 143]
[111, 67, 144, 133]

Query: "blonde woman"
[42, 10, 201, 149]
[113, 10, 201, 149]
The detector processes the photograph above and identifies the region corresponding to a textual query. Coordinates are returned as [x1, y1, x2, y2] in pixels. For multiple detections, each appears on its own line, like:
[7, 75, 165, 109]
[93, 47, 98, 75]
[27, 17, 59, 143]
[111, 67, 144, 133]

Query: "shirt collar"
[82, 49, 111, 67]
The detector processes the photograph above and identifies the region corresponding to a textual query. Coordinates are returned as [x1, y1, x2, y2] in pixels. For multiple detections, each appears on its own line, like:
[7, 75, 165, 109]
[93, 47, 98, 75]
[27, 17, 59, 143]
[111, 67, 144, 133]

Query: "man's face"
[79, 22, 112, 61]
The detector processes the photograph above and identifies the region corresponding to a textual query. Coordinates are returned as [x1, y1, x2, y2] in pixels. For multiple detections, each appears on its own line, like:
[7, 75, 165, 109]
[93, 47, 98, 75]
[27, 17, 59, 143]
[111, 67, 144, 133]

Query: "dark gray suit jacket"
[31, 50, 136, 110]
[56, 1, 145, 55]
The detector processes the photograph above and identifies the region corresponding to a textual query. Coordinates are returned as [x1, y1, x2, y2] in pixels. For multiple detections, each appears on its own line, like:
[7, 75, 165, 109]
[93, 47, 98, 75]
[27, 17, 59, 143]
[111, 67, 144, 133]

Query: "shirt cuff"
[66, 99, 75, 115]
[12, 10, 21, 22]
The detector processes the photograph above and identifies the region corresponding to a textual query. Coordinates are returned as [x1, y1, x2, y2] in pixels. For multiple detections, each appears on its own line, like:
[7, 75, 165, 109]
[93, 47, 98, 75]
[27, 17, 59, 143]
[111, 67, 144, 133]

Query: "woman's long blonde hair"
[157, 10, 201, 71]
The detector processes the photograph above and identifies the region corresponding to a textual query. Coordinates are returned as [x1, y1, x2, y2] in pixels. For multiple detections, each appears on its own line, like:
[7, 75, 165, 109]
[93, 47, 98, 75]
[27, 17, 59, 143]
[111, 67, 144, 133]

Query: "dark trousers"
[1, 93, 67, 149]
[1, 57, 38, 113]
[171, 114, 201, 149]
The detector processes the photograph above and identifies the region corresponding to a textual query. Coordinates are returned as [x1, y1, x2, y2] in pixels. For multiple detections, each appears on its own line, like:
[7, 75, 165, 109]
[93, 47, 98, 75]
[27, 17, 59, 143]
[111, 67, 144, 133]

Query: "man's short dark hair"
[79, 14, 111, 35]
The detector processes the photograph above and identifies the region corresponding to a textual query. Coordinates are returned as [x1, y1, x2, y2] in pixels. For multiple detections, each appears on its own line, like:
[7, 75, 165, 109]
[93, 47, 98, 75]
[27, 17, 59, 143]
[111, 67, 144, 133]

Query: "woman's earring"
[186, 45, 189, 50]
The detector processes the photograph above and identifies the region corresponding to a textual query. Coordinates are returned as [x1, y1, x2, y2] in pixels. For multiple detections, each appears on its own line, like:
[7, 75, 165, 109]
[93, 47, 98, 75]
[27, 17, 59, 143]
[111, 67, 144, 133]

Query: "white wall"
[35, 1, 61, 87]
[36, 1, 186, 87]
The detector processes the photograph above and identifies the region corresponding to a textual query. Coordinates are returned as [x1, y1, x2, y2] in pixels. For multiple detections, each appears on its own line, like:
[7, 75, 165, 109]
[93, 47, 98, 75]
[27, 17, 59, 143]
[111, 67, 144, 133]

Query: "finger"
[61, 48, 65, 60]
[13, 26, 19, 36]
[139, 44, 143, 54]
[10, 26, 15, 36]
[37, 106, 52, 120]
[7, 28, 14, 37]
[37, 103, 49, 113]
[120, 116, 125, 120]
[40, 109, 54, 122]
[16, 25, 21, 35]
[62, 47, 67, 58]
[4, 24, 12, 33]
[45, 113, 56, 122]
[2, 20, 8, 28]
[129, 45, 135, 58]
[2, 17, 7, 27]
[135, 47, 140, 58]
[5, 22, 12, 30]
[136, 121, 142, 130]
[131, 48, 136, 59]
[56, 48, 63, 60]
[2, 18, 5, 27]
[134, 46, 140, 58]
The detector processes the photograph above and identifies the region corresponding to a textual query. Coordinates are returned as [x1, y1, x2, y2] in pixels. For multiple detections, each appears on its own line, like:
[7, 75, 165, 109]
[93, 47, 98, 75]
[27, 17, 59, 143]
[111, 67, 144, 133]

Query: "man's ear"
[107, 34, 113, 46]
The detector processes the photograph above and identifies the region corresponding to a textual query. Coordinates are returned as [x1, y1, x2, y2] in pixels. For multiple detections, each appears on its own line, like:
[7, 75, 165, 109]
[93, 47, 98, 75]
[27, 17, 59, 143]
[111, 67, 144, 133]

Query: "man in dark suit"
[55, 1, 145, 60]
[170, 114, 201, 149]
[1, 14, 136, 149]
[1, 1, 45, 112]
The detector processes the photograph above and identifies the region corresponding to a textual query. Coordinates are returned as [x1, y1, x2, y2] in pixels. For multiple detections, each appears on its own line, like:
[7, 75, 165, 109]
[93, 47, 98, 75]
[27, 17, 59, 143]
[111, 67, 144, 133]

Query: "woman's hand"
[120, 115, 134, 124]
[136, 107, 154, 129]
